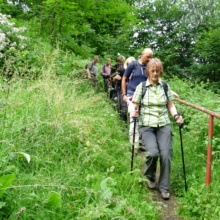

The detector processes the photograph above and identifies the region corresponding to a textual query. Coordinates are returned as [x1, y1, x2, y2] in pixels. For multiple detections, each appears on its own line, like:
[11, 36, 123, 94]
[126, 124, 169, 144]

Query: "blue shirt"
[123, 61, 148, 96]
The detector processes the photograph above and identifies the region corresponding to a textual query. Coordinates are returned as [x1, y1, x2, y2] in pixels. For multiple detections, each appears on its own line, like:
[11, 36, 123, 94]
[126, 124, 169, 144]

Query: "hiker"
[100, 58, 112, 92]
[86, 56, 99, 87]
[110, 55, 127, 121]
[108, 55, 125, 99]
[111, 55, 125, 85]
[124, 56, 136, 70]
[121, 48, 153, 150]
[131, 58, 183, 200]
[122, 50, 179, 150]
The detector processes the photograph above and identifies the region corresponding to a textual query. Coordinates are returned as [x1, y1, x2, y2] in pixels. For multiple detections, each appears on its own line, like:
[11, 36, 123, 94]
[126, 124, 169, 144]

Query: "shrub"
[0, 13, 27, 78]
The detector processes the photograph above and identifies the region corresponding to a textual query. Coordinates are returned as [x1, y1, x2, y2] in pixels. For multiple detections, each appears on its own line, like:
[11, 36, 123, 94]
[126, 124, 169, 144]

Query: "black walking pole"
[178, 123, 188, 192]
[131, 107, 138, 172]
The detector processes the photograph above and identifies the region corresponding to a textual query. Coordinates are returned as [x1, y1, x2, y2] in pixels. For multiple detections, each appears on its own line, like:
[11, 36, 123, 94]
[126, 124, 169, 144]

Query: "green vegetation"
[0, 50, 160, 219]
[0, 40, 220, 219]
[167, 77, 220, 219]
[1, 0, 220, 219]
[1, 0, 220, 87]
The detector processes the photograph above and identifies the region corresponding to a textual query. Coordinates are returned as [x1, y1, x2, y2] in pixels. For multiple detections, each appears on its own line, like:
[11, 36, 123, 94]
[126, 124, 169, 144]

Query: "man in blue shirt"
[121, 48, 153, 150]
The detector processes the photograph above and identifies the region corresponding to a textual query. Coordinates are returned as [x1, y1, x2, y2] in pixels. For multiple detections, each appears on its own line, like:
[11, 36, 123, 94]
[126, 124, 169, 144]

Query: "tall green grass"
[166, 76, 220, 219]
[1, 38, 220, 219]
[0, 66, 160, 219]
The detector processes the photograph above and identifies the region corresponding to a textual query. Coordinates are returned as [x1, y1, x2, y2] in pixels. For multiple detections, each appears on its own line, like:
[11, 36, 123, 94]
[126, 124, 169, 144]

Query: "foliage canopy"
[0, 0, 220, 85]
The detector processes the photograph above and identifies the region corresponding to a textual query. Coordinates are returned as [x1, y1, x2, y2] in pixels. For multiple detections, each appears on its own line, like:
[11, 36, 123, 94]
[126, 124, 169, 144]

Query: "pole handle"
[178, 123, 184, 129]
[132, 106, 138, 119]
[176, 111, 184, 129]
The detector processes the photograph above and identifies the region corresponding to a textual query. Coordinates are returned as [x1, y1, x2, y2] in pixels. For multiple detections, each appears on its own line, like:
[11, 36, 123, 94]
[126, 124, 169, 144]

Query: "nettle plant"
[0, 13, 27, 77]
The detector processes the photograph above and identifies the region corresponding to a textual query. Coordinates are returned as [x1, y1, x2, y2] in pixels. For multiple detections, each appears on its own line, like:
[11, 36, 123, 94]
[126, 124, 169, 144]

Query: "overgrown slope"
[0, 46, 220, 219]
[0, 73, 160, 219]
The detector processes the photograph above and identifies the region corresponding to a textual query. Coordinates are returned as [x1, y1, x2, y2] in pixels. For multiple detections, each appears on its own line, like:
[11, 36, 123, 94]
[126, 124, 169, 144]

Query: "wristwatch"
[173, 114, 180, 120]
[122, 94, 126, 97]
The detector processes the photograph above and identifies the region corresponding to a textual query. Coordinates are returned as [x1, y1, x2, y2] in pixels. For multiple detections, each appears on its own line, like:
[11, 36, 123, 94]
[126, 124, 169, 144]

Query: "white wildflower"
[0, 45, 5, 50]
[10, 42, 17, 47]
[19, 27, 26, 32]
[12, 27, 20, 33]
[0, 12, 28, 66]
[17, 35, 26, 40]
[0, 33, 6, 41]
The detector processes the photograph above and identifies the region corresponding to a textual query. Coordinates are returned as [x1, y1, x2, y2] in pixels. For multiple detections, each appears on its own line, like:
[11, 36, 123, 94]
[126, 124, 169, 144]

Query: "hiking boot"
[113, 97, 118, 102]
[146, 181, 156, 189]
[161, 192, 170, 200]
[108, 86, 114, 92]
[138, 147, 146, 152]
[138, 141, 146, 152]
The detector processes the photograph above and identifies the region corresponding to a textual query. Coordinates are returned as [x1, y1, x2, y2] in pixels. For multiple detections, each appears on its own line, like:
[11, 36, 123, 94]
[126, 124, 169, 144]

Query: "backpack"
[128, 60, 146, 80]
[141, 80, 169, 102]
[129, 60, 138, 80]
[84, 62, 94, 70]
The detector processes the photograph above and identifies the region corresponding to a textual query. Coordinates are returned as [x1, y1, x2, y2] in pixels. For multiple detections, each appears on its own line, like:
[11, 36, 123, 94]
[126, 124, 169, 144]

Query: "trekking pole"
[131, 107, 138, 172]
[178, 123, 188, 192]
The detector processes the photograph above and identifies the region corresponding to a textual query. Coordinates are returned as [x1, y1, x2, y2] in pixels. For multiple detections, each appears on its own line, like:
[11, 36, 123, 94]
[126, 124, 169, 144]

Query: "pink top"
[101, 64, 111, 77]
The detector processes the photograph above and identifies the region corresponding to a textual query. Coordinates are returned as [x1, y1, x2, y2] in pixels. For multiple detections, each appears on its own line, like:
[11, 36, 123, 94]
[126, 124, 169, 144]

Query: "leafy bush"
[0, 13, 27, 77]
[0, 67, 160, 219]
[165, 76, 220, 219]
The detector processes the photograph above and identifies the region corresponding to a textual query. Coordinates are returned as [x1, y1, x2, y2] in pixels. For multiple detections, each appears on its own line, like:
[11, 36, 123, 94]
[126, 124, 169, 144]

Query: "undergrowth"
[0, 39, 220, 219]
[166, 76, 220, 220]
[0, 70, 159, 219]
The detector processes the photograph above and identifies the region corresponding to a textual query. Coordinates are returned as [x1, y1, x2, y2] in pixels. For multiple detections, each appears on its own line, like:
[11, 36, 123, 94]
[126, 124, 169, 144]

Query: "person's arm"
[171, 90, 179, 98]
[101, 65, 107, 77]
[106, 66, 111, 76]
[166, 83, 183, 123]
[87, 62, 93, 79]
[86, 68, 91, 79]
[167, 101, 183, 124]
[131, 102, 140, 117]
[121, 62, 135, 102]
[130, 83, 142, 117]
[100, 65, 105, 76]
[113, 74, 121, 82]
[121, 75, 128, 102]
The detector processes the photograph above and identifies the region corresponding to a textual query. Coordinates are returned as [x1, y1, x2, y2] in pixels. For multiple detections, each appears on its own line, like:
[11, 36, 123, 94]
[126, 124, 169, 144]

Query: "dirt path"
[138, 152, 184, 220]
[147, 188, 183, 220]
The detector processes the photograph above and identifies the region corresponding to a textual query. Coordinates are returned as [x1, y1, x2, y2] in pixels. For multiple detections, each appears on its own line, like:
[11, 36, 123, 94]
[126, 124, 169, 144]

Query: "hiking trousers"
[127, 99, 139, 148]
[102, 76, 110, 92]
[89, 74, 98, 88]
[140, 125, 173, 193]
[117, 89, 127, 122]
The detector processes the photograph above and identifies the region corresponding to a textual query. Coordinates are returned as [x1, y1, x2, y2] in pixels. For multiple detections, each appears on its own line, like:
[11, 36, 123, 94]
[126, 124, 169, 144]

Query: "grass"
[167, 76, 220, 220]
[0, 72, 160, 219]
[1, 40, 220, 219]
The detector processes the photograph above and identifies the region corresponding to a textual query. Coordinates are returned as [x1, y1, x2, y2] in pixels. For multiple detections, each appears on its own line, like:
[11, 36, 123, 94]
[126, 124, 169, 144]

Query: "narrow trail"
[138, 152, 184, 220]
[147, 187, 183, 220]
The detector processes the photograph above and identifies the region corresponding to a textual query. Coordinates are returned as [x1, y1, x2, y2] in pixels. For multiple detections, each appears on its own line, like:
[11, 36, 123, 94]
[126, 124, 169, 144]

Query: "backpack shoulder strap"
[101, 64, 105, 74]
[141, 81, 147, 99]
[129, 60, 138, 80]
[162, 81, 168, 101]
[141, 81, 168, 108]
[86, 61, 94, 71]
[141, 81, 168, 100]
[89, 62, 94, 70]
